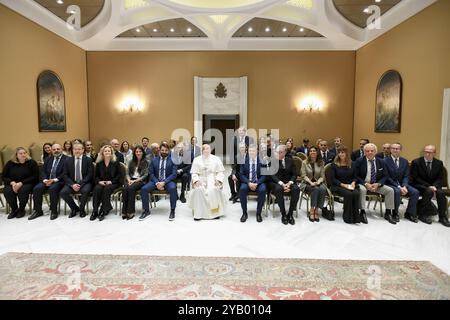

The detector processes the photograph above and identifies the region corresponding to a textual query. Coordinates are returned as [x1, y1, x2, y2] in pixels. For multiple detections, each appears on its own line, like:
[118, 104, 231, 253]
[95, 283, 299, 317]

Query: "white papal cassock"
[188, 154, 227, 219]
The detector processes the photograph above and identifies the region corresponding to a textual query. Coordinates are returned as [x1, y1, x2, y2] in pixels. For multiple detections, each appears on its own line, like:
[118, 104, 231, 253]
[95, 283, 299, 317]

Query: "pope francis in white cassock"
[188, 144, 227, 220]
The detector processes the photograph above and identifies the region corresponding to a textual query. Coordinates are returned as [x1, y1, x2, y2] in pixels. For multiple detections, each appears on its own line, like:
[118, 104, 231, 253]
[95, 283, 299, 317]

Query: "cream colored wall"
[87, 51, 356, 149]
[0, 4, 89, 154]
[354, 0, 450, 160]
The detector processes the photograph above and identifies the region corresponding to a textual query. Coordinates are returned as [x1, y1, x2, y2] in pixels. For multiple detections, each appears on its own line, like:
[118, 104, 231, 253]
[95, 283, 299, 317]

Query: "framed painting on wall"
[375, 70, 402, 133]
[36, 70, 66, 132]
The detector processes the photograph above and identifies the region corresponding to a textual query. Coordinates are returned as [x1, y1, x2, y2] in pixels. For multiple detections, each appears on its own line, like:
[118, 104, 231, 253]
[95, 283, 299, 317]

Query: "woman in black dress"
[3, 147, 39, 219]
[91, 145, 122, 221]
[330, 146, 361, 224]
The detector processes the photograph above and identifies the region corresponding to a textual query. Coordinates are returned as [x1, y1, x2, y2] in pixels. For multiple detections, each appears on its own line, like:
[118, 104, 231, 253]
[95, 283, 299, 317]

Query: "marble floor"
[0, 168, 449, 276]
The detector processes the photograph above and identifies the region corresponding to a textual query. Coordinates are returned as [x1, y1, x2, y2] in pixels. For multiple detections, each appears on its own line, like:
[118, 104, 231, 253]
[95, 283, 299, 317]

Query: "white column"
[440, 89, 450, 168]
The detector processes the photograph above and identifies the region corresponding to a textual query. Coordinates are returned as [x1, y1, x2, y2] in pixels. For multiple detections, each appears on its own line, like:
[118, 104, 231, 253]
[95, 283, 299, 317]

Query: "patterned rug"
[0, 252, 448, 300]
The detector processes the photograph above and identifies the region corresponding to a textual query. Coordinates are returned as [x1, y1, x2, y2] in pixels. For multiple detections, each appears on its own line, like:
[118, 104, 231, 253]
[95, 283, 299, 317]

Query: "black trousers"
[419, 187, 448, 218]
[268, 182, 300, 216]
[60, 183, 93, 213]
[33, 182, 64, 213]
[92, 184, 119, 213]
[121, 181, 145, 214]
[177, 172, 190, 193]
[333, 187, 361, 224]
[228, 174, 241, 197]
[4, 184, 34, 211]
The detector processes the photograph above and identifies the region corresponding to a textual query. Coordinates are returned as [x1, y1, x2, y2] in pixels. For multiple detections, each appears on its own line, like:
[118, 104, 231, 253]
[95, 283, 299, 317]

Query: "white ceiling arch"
[0, 0, 437, 51]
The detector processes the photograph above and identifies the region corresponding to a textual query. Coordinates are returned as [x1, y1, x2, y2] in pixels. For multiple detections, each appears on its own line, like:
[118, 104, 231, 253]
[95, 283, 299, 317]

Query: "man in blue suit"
[29, 143, 66, 220]
[354, 143, 396, 224]
[140, 142, 178, 221]
[239, 145, 267, 223]
[384, 143, 420, 223]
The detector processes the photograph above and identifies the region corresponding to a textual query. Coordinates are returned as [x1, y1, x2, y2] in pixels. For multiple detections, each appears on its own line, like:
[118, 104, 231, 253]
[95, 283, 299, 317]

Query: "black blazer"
[296, 145, 309, 155]
[376, 152, 389, 160]
[351, 149, 364, 162]
[271, 157, 297, 185]
[240, 157, 267, 185]
[171, 151, 191, 174]
[320, 150, 335, 165]
[410, 157, 444, 191]
[384, 156, 411, 187]
[231, 153, 248, 176]
[115, 151, 125, 164]
[95, 161, 122, 185]
[354, 156, 387, 186]
[41, 155, 67, 182]
[63, 155, 94, 187]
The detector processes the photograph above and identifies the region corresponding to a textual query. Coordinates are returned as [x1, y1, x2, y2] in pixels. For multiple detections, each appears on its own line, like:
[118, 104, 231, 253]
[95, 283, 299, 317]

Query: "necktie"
[75, 157, 81, 183]
[251, 161, 257, 183]
[50, 156, 61, 179]
[395, 158, 399, 168]
[360, 150, 363, 158]
[369, 160, 376, 184]
[191, 148, 195, 161]
[160, 158, 166, 181]
[282, 159, 285, 169]
[426, 161, 432, 175]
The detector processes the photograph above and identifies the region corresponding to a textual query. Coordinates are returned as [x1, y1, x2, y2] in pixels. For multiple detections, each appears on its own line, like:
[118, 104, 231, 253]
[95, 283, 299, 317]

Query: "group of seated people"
[1, 130, 449, 228]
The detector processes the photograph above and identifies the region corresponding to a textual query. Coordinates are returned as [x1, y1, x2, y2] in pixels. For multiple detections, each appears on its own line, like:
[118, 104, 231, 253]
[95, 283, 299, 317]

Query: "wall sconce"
[120, 96, 144, 113]
[299, 96, 323, 113]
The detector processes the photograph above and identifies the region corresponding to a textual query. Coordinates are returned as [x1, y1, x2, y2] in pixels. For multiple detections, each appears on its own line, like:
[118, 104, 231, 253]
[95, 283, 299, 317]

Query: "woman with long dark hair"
[121, 145, 149, 220]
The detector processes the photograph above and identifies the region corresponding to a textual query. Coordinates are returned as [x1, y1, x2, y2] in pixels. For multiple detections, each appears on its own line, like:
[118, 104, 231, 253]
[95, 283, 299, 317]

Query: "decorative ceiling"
[0, 0, 437, 51]
[32, 0, 105, 27]
[333, 0, 403, 28]
[117, 18, 207, 38]
[232, 18, 323, 38]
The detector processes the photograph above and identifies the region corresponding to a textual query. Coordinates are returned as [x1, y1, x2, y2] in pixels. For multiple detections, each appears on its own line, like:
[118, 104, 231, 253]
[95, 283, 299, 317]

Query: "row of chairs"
[1, 156, 449, 218]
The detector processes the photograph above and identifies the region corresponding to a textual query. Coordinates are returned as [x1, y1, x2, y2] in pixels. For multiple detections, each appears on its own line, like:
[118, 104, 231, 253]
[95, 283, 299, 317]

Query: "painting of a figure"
[37, 70, 66, 132]
[375, 70, 402, 133]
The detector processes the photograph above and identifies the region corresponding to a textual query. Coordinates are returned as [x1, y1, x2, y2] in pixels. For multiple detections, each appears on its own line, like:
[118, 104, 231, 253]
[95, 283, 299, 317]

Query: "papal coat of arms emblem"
[214, 82, 227, 98]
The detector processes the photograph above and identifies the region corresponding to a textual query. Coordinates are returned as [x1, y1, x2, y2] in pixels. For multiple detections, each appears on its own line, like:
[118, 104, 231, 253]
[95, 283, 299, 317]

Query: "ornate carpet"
[0, 252, 448, 300]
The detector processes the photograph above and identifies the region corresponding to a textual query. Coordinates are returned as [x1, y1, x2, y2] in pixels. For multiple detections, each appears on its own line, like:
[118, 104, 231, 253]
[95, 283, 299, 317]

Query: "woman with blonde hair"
[2, 147, 39, 219]
[330, 146, 361, 224]
[300, 146, 329, 222]
[90, 145, 122, 221]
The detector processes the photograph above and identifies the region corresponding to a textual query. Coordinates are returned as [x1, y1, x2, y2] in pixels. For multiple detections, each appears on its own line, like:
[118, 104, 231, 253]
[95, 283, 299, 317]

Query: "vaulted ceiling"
[1, 0, 437, 51]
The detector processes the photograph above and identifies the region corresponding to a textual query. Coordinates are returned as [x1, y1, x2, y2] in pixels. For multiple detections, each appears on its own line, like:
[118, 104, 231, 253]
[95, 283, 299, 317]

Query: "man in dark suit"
[172, 143, 191, 203]
[186, 136, 201, 164]
[351, 138, 370, 161]
[142, 137, 152, 157]
[239, 145, 267, 223]
[140, 142, 178, 221]
[29, 143, 67, 220]
[354, 143, 396, 224]
[376, 143, 391, 159]
[410, 145, 449, 227]
[110, 138, 125, 163]
[228, 142, 248, 203]
[267, 145, 300, 225]
[233, 127, 253, 158]
[330, 137, 342, 156]
[296, 138, 310, 155]
[319, 140, 335, 165]
[384, 143, 420, 223]
[60, 143, 94, 218]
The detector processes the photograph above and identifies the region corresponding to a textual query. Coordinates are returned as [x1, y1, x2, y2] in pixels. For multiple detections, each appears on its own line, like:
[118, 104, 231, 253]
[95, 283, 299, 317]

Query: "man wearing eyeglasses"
[410, 145, 449, 227]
